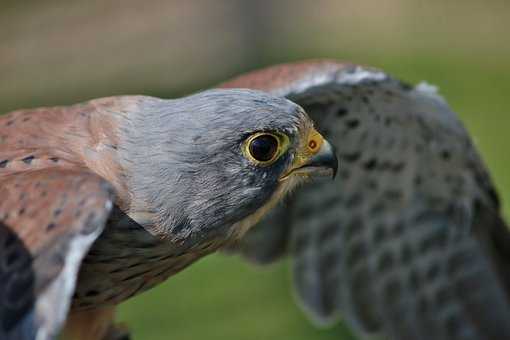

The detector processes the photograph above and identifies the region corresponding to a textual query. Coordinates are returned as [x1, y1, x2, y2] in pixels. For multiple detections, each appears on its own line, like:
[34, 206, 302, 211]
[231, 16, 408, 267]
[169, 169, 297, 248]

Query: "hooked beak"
[280, 136, 338, 181]
[291, 139, 338, 179]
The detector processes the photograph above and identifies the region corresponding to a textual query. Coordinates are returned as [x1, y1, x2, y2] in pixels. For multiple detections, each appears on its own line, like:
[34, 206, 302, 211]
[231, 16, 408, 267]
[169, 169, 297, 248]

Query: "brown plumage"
[0, 89, 337, 339]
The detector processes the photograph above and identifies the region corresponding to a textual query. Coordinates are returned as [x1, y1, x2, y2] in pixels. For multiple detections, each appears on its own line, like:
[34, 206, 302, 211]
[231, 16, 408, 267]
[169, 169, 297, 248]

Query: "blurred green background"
[1, 1, 509, 339]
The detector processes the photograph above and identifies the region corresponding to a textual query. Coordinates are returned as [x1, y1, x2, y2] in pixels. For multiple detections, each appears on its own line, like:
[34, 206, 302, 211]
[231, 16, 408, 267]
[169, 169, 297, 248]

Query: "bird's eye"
[244, 132, 288, 165]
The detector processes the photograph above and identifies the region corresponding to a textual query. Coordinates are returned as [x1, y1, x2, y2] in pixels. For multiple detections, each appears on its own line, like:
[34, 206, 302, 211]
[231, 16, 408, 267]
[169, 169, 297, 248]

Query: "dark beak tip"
[305, 140, 338, 180]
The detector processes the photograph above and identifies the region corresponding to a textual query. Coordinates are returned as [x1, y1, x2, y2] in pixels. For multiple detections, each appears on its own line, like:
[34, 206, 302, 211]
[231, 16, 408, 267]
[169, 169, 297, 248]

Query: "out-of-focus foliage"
[1, 1, 509, 339]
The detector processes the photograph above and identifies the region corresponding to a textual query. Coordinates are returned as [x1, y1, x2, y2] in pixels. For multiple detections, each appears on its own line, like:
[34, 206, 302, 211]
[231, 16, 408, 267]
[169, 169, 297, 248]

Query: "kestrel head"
[119, 89, 337, 244]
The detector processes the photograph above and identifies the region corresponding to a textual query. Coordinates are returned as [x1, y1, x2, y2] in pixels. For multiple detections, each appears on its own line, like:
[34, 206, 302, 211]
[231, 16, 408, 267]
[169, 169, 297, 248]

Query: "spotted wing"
[0, 169, 114, 340]
[220, 60, 510, 339]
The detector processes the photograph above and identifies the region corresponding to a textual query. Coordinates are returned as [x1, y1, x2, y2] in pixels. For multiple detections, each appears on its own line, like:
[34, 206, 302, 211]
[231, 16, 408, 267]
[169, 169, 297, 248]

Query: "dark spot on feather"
[4, 232, 16, 248]
[440, 150, 451, 161]
[53, 208, 62, 217]
[414, 175, 423, 186]
[408, 270, 420, 290]
[487, 187, 500, 208]
[318, 222, 340, 244]
[109, 267, 125, 274]
[344, 217, 363, 240]
[345, 119, 360, 129]
[340, 151, 361, 163]
[362, 96, 370, 104]
[399, 82, 413, 91]
[22, 116, 30, 122]
[435, 286, 454, 307]
[346, 241, 367, 268]
[81, 212, 99, 235]
[320, 249, 339, 276]
[46, 223, 56, 231]
[372, 225, 387, 245]
[336, 107, 348, 117]
[377, 251, 394, 273]
[49, 157, 59, 163]
[127, 262, 144, 269]
[51, 252, 65, 267]
[392, 221, 405, 236]
[21, 155, 35, 164]
[121, 268, 153, 282]
[198, 241, 214, 250]
[0, 160, 8, 168]
[383, 280, 402, 304]
[117, 334, 131, 340]
[85, 290, 100, 297]
[18, 208, 25, 216]
[426, 263, 440, 280]
[400, 244, 413, 265]
[5, 120, 14, 126]
[419, 229, 447, 253]
[363, 158, 377, 170]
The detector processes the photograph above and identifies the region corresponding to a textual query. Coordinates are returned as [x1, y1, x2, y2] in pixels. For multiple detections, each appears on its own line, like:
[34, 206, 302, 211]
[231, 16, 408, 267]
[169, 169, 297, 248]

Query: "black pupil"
[249, 135, 278, 162]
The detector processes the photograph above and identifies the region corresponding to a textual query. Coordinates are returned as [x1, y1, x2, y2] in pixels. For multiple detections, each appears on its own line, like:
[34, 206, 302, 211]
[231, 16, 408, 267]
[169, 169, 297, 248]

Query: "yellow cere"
[293, 128, 324, 167]
[306, 128, 324, 155]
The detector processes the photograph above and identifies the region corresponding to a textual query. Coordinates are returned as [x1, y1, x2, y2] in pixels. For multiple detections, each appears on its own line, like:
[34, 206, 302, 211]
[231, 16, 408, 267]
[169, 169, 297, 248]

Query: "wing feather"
[0, 169, 114, 340]
[220, 60, 510, 339]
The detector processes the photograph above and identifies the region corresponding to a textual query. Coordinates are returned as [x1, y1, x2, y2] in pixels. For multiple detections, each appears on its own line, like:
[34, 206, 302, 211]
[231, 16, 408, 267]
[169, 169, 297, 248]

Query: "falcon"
[0, 89, 338, 340]
[222, 60, 510, 340]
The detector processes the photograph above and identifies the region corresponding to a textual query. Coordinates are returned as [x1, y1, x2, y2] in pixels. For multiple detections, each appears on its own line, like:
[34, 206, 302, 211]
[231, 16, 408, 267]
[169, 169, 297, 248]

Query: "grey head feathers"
[119, 89, 309, 245]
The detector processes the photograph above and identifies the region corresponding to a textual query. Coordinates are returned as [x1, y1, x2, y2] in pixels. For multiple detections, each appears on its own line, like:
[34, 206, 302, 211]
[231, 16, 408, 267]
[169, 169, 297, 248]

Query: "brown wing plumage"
[0, 96, 145, 207]
[221, 60, 510, 339]
[0, 169, 114, 340]
[0, 99, 134, 339]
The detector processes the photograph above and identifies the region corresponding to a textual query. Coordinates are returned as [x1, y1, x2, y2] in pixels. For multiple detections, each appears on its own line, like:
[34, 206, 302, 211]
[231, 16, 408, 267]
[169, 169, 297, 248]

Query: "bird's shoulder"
[0, 95, 154, 207]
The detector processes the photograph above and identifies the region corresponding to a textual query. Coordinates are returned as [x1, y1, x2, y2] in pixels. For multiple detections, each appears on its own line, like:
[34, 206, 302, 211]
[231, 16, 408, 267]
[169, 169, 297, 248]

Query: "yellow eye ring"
[243, 132, 289, 166]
